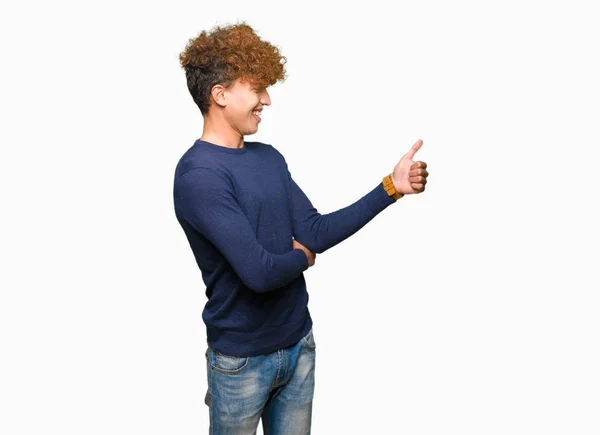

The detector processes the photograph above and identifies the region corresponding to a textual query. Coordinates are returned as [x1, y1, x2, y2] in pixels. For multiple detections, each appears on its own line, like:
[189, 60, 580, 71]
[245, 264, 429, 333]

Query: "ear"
[210, 84, 227, 109]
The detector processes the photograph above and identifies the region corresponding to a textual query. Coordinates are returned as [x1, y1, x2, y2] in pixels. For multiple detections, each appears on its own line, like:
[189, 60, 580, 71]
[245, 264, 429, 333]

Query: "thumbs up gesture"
[391, 139, 429, 195]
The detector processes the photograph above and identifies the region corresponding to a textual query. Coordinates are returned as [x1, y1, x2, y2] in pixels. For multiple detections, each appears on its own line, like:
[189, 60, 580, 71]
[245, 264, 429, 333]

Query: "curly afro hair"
[179, 21, 288, 116]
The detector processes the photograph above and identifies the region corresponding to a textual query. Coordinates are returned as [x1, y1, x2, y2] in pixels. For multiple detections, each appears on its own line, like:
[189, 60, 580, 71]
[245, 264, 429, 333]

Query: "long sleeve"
[287, 168, 398, 254]
[174, 166, 309, 293]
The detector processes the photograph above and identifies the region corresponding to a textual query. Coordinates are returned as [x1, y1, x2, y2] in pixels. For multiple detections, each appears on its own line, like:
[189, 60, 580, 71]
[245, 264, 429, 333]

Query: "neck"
[200, 112, 244, 149]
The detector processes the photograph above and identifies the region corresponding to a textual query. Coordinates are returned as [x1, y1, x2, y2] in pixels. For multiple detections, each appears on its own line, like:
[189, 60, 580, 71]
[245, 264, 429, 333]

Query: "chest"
[233, 161, 291, 221]
[235, 167, 288, 209]
[229, 162, 293, 251]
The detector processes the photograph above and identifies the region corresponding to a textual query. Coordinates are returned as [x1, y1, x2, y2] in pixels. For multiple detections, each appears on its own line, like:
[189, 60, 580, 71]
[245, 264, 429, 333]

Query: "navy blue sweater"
[173, 139, 399, 356]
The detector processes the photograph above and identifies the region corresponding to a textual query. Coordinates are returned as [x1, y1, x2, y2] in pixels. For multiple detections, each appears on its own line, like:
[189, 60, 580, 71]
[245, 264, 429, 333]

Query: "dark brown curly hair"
[179, 21, 288, 116]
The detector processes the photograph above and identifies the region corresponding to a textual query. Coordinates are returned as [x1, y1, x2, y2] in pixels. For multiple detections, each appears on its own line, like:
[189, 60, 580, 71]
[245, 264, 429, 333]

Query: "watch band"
[382, 174, 403, 200]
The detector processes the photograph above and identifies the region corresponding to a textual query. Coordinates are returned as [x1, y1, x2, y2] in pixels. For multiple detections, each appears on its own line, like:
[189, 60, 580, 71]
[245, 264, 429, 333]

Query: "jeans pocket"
[210, 348, 251, 374]
[301, 327, 316, 350]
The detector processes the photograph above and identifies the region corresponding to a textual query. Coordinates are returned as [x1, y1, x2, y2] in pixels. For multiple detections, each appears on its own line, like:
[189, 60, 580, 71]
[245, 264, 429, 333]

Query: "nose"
[260, 89, 271, 107]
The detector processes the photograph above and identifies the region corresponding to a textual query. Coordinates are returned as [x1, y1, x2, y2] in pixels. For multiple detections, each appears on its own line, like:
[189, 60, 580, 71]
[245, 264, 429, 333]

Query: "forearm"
[292, 179, 397, 253]
[245, 248, 309, 292]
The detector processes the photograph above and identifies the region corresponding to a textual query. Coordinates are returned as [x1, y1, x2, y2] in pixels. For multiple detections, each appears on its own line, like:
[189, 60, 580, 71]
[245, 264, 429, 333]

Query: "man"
[173, 21, 428, 434]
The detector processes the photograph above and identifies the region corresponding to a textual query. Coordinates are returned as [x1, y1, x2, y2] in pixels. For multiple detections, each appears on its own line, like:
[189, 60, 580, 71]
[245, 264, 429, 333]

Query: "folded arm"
[175, 167, 309, 292]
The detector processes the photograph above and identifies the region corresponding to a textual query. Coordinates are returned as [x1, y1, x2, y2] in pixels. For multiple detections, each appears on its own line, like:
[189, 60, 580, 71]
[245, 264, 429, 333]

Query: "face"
[224, 78, 271, 135]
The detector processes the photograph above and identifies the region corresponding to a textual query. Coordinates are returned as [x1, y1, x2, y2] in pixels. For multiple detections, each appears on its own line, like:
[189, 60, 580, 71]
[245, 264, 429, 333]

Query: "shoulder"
[174, 146, 230, 187]
[174, 166, 230, 194]
[175, 145, 229, 179]
[248, 140, 286, 163]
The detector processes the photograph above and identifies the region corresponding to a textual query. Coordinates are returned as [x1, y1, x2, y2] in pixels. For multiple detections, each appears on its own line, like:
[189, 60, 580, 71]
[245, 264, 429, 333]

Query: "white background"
[1, 0, 599, 433]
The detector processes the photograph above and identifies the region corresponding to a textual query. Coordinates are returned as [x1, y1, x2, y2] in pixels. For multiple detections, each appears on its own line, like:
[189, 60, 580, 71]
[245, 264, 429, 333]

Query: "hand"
[293, 238, 316, 267]
[391, 139, 429, 195]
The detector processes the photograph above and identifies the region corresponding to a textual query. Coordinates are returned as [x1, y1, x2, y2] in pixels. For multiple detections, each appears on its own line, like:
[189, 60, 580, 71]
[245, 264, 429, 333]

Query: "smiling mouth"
[252, 110, 262, 121]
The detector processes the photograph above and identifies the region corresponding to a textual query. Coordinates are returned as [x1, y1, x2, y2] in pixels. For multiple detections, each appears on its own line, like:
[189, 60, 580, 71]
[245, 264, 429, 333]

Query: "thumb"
[404, 139, 423, 160]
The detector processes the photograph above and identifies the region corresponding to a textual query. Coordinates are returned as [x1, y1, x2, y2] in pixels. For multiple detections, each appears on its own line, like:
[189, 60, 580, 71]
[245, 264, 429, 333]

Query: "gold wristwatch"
[382, 173, 403, 200]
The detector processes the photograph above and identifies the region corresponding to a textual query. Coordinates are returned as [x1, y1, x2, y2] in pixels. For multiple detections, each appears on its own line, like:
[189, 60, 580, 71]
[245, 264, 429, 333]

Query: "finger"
[410, 161, 427, 170]
[405, 139, 423, 160]
[409, 168, 429, 177]
[411, 183, 424, 191]
[409, 176, 427, 184]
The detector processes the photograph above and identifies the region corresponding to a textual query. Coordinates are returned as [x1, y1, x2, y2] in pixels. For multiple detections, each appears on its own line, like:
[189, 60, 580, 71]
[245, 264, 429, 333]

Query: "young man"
[173, 22, 428, 434]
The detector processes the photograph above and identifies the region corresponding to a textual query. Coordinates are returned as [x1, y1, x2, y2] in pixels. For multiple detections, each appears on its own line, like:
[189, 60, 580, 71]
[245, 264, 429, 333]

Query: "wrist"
[383, 173, 403, 200]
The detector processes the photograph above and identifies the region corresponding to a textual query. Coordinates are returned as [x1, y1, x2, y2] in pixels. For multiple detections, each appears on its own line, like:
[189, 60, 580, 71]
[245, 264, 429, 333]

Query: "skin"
[198, 77, 320, 264]
[391, 139, 429, 195]
[200, 77, 270, 149]
[199, 78, 429, 268]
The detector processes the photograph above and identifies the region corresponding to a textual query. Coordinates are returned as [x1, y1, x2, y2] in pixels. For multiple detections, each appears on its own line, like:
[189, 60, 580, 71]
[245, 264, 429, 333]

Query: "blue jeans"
[204, 327, 316, 434]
